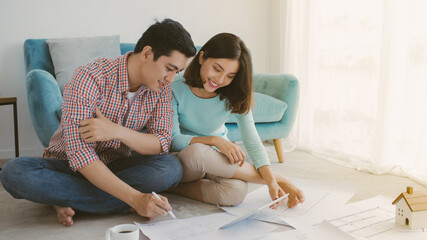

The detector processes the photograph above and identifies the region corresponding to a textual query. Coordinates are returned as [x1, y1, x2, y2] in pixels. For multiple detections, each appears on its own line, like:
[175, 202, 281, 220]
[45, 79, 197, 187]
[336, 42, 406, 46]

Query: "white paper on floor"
[255, 220, 355, 240]
[219, 177, 355, 227]
[135, 212, 276, 240]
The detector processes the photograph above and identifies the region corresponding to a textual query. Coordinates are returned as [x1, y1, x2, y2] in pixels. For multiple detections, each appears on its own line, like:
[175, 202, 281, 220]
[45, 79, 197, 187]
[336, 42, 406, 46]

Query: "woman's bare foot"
[53, 206, 75, 227]
[275, 175, 305, 208]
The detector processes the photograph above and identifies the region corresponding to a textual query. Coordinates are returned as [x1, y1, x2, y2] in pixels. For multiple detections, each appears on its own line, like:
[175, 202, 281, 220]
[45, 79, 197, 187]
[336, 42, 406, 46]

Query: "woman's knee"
[208, 179, 248, 206]
[178, 143, 209, 167]
[219, 180, 248, 206]
[177, 143, 212, 182]
[178, 143, 220, 171]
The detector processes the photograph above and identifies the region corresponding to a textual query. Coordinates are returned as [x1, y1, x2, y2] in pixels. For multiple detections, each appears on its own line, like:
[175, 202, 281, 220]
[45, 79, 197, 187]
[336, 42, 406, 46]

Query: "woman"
[169, 33, 304, 208]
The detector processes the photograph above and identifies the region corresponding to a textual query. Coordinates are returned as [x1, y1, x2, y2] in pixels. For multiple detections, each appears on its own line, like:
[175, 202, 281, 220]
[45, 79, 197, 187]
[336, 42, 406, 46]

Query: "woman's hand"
[212, 136, 246, 166]
[266, 181, 288, 209]
[275, 175, 305, 208]
[258, 166, 304, 209]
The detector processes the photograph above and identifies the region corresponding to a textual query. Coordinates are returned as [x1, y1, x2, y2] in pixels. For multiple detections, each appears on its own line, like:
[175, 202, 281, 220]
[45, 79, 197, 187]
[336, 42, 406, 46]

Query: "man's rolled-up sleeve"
[146, 85, 173, 154]
[62, 67, 100, 171]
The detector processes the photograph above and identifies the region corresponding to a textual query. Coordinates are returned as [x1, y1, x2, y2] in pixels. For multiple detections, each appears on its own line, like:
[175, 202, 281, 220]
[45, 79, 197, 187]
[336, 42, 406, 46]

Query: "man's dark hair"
[134, 18, 196, 60]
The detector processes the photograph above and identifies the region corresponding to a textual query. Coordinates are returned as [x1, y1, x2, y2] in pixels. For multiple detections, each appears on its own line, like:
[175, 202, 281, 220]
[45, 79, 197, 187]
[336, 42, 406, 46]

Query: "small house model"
[392, 186, 427, 229]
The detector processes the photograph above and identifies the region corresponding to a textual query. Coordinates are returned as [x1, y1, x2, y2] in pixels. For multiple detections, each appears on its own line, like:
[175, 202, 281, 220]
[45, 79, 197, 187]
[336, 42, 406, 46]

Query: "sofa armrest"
[253, 74, 299, 136]
[26, 69, 63, 147]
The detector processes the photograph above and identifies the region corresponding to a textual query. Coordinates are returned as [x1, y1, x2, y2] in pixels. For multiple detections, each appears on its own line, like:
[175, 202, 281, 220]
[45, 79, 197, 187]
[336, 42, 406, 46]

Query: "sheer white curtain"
[282, 0, 427, 186]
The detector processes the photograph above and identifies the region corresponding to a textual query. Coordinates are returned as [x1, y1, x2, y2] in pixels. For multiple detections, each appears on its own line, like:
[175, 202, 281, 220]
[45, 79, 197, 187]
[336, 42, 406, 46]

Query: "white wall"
[0, 0, 273, 158]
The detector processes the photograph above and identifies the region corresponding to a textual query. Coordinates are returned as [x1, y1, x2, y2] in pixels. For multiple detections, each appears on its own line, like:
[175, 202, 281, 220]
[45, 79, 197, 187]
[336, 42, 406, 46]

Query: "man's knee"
[0, 157, 36, 196]
[214, 179, 248, 206]
[168, 154, 183, 185]
[154, 154, 183, 188]
[1, 157, 26, 181]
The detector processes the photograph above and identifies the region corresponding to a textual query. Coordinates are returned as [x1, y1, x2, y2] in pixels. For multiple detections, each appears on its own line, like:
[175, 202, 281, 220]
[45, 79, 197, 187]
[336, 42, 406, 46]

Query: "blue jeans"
[0, 154, 183, 215]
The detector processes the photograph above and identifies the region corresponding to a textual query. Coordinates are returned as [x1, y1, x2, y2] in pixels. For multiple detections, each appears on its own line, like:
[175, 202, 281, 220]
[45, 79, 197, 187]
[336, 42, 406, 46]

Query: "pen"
[151, 192, 176, 219]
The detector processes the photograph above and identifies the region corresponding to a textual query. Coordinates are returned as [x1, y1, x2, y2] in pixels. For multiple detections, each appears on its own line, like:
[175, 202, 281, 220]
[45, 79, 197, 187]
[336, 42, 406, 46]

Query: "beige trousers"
[174, 143, 248, 206]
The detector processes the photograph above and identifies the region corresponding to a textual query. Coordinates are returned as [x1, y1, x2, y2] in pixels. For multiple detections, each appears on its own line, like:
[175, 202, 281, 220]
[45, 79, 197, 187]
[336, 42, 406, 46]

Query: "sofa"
[23, 38, 298, 163]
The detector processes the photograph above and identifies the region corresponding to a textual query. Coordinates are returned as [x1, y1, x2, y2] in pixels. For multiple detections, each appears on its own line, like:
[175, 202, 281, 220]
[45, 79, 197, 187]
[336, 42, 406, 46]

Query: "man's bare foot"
[275, 175, 305, 208]
[53, 205, 75, 227]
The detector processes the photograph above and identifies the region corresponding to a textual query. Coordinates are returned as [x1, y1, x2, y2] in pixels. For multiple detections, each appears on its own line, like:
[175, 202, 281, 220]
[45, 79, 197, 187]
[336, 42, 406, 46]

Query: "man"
[0, 19, 196, 226]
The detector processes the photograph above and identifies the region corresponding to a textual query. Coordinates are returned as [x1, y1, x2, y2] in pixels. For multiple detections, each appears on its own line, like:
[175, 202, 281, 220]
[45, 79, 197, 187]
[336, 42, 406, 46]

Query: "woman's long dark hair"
[184, 33, 253, 114]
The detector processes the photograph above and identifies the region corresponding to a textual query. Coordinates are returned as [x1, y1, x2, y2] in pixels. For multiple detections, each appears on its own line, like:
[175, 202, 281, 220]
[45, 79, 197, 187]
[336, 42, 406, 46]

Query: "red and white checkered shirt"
[43, 52, 173, 171]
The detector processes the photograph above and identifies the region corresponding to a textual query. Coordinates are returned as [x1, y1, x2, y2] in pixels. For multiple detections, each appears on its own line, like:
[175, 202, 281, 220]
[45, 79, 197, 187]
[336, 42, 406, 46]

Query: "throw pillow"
[46, 35, 121, 92]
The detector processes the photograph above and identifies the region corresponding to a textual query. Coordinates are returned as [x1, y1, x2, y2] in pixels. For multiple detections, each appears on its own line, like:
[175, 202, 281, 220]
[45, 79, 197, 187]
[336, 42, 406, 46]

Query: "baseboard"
[0, 147, 44, 159]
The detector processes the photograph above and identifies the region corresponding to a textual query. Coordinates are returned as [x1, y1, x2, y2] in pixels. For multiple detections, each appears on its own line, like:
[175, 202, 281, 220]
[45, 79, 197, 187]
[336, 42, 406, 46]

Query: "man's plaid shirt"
[43, 52, 173, 171]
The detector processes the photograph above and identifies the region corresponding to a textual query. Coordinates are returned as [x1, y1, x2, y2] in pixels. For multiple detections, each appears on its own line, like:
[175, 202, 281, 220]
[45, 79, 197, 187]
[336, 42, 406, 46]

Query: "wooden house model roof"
[392, 190, 427, 212]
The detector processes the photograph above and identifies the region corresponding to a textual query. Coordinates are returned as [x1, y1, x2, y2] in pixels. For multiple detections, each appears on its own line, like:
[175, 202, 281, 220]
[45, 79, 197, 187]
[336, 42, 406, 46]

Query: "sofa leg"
[273, 139, 285, 163]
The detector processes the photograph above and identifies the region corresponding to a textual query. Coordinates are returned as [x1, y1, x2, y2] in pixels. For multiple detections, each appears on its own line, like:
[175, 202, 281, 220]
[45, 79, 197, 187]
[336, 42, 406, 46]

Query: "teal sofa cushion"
[226, 92, 287, 123]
